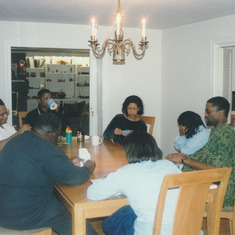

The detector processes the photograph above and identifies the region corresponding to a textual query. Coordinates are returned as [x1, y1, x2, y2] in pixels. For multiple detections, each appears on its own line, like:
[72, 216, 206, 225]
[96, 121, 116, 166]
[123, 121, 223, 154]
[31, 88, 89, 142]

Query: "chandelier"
[88, 0, 149, 65]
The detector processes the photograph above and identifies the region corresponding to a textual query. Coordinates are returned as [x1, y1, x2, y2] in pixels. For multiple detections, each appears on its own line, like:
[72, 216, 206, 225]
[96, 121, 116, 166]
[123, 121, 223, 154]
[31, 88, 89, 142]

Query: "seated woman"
[87, 131, 181, 235]
[103, 95, 147, 144]
[174, 111, 210, 169]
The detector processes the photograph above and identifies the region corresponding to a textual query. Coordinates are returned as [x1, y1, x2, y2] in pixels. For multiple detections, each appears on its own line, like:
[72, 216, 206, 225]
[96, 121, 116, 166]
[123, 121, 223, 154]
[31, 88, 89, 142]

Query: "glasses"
[0, 110, 10, 117]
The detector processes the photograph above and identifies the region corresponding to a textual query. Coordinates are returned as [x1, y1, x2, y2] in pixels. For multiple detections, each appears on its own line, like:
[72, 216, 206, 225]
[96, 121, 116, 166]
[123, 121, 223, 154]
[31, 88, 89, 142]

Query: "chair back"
[18, 111, 28, 127]
[139, 116, 155, 135]
[153, 167, 232, 235]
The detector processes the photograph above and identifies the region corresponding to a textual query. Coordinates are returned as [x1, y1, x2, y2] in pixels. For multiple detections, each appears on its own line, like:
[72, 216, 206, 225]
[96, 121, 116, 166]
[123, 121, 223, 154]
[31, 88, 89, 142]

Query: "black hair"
[37, 89, 51, 99]
[121, 95, 144, 115]
[207, 96, 230, 118]
[123, 131, 162, 164]
[177, 111, 205, 138]
[0, 99, 5, 106]
[33, 113, 62, 133]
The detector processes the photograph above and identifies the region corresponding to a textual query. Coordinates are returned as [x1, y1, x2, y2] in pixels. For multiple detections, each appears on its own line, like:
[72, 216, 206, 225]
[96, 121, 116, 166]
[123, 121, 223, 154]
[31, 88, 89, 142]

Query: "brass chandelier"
[88, 0, 149, 65]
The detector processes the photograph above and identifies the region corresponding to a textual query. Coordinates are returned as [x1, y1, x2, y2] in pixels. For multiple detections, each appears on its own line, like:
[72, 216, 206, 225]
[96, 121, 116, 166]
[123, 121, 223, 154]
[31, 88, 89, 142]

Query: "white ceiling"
[1, 0, 235, 29]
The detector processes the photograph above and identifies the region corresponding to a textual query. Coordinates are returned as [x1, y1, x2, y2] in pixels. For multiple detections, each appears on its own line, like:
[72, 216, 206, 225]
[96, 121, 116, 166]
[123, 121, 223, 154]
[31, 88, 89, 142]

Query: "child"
[87, 131, 181, 235]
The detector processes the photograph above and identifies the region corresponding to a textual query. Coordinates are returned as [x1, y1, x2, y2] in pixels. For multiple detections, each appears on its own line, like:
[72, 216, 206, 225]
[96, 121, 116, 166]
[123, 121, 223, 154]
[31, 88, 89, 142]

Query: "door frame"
[212, 37, 235, 117]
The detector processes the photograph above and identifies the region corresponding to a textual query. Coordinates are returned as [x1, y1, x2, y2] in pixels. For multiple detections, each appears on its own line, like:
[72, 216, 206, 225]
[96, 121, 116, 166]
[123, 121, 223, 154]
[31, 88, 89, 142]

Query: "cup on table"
[91, 136, 102, 146]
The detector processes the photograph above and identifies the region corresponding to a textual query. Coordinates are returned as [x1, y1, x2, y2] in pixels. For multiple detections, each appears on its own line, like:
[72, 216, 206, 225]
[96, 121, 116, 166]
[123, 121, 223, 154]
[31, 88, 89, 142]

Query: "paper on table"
[78, 148, 91, 162]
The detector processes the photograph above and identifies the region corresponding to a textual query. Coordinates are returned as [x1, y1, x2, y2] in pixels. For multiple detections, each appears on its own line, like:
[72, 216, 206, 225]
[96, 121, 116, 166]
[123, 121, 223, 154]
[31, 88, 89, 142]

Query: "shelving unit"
[77, 67, 90, 99]
[27, 68, 45, 98]
[26, 63, 90, 111]
[45, 64, 76, 99]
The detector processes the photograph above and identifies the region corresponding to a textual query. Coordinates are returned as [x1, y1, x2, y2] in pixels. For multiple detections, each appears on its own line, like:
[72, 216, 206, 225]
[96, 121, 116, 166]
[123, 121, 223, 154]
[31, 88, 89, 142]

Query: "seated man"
[0, 113, 96, 235]
[167, 96, 235, 207]
[25, 89, 69, 135]
[0, 99, 31, 151]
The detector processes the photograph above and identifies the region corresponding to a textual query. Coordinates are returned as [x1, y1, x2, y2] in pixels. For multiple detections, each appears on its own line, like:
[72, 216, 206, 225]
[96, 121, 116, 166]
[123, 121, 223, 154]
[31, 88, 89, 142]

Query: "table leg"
[72, 208, 86, 235]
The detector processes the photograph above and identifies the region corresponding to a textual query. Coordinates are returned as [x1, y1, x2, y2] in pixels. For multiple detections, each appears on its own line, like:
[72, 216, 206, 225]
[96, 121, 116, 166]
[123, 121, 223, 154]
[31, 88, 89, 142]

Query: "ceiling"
[1, 0, 235, 29]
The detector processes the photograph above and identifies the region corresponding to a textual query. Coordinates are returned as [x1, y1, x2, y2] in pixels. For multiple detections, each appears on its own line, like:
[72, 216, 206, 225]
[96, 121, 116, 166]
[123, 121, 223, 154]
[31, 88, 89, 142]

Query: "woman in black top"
[103, 95, 147, 144]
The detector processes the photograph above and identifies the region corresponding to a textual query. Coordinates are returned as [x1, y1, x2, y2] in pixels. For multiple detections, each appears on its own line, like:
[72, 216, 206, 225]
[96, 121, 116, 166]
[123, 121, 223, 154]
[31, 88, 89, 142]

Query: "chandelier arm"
[124, 38, 147, 60]
[89, 38, 115, 58]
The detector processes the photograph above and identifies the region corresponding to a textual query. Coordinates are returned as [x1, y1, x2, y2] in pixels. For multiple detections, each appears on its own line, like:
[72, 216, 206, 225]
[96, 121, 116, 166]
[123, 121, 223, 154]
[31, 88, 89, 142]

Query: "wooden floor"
[90, 217, 231, 235]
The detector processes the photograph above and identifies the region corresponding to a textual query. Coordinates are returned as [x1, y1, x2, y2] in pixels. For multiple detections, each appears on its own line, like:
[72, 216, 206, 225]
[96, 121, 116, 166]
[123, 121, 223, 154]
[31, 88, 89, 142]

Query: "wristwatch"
[182, 156, 187, 164]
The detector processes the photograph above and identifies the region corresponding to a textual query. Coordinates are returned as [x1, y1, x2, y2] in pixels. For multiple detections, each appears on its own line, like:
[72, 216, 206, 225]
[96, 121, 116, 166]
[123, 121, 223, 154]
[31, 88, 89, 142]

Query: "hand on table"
[72, 158, 96, 174]
[84, 160, 96, 174]
[114, 128, 123, 135]
[166, 153, 186, 164]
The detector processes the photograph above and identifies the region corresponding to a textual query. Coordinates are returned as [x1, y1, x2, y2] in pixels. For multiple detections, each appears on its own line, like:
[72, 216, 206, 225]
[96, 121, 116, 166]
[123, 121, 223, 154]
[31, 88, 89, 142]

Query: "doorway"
[11, 47, 90, 135]
[212, 44, 235, 124]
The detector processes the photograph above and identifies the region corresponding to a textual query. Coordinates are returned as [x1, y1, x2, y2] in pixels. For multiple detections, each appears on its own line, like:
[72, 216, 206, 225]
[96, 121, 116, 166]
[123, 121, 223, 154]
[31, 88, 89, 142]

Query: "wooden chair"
[153, 167, 232, 235]
[0, 227, 52, 234]
[18, 111, 28, 127]
[139, 116, 155, 135]
[204, 200, 234, 235]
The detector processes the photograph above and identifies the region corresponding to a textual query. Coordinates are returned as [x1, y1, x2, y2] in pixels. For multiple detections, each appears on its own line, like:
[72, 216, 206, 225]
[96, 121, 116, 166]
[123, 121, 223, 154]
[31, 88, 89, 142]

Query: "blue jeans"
[102, 206, 137, 235]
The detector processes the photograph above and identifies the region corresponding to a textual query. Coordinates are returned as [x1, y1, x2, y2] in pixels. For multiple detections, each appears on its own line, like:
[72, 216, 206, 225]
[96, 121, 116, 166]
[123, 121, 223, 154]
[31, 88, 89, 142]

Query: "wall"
[161, 14, 235, 155]
[0, 21, 162, 143]
[101, 27, 162, 143]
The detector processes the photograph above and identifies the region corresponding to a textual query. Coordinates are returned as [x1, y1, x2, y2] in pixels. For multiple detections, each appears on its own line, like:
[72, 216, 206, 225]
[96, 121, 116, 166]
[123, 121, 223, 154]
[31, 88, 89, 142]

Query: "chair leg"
[231, 218, 235, 235]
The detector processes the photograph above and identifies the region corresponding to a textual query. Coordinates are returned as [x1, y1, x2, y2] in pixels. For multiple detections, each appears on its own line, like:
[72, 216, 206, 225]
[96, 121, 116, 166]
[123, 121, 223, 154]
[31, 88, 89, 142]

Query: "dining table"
[54, 137, 129, 235]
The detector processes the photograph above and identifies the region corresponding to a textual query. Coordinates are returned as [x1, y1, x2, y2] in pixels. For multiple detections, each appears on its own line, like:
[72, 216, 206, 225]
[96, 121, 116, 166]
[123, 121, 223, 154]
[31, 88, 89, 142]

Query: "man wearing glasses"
[167, 96, 235, 207]
[0, 99, 31, 151]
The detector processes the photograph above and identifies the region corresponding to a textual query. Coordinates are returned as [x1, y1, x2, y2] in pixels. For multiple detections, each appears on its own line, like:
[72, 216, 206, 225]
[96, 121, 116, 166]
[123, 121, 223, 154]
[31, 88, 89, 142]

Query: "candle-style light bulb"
[116, 13, 121, 36]
[94, 23, 98, 40]
[141, 18, 146, 38]
[91, 18, 95, 38]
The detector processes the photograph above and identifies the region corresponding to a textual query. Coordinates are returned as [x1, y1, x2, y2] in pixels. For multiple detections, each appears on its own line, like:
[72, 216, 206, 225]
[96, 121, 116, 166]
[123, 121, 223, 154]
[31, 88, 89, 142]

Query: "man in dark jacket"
[0, 113, 96, 235]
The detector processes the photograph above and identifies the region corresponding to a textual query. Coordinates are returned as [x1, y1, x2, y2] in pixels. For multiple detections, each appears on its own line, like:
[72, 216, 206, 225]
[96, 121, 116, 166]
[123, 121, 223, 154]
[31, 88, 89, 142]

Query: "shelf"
[46, 73, 75, 75]
[26, 68, 45, 70]
[45, 82, 75, 84]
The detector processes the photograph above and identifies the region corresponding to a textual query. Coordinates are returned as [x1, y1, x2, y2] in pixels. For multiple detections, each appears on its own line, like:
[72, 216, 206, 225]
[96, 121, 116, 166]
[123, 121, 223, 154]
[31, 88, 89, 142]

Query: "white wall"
[0, 21, 162, 143]
[101, 27, 162, 143]
[161, 14, 235, 156]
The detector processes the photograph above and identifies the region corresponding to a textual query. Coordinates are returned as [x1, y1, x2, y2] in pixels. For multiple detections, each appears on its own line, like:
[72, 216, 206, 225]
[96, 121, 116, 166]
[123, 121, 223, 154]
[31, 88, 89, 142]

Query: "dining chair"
[18, 111, 28, 127]
[0, 227, 52, 234]
[152, 167, 232, 235]
[139, 116, 155, 135]
[204, 200, 234, 235]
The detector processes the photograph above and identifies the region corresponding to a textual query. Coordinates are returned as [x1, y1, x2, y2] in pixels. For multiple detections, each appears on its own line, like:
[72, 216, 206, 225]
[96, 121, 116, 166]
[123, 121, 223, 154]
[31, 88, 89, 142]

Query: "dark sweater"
[103, 114, 147, 145]
[0, 131, 90, 229]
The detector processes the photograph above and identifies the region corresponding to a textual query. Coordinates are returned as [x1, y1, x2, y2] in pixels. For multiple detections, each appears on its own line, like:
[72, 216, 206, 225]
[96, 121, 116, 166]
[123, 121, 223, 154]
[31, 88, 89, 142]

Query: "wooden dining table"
[54, 137, 129, 235]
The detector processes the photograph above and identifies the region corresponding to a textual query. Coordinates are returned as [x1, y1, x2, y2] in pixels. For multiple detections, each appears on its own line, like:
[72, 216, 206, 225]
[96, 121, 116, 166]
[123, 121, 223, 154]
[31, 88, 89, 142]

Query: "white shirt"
[87, 159, 181, 235]
[0, 123, 16, 141]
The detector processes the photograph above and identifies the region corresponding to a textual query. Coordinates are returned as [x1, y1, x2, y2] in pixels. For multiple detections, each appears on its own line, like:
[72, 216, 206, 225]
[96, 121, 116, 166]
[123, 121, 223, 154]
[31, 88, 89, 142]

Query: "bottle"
[66, 126, 72, 143]
[77, 123, 84, 142]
